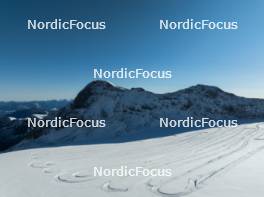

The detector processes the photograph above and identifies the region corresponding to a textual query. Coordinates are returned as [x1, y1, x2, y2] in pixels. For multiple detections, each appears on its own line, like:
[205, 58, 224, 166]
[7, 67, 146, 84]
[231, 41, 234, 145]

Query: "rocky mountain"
[2, 80, 264, 151]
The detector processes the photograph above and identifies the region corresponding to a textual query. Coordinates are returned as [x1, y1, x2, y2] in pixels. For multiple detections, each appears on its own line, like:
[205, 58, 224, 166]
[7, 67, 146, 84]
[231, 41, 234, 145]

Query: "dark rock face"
[72, 80, 121, 109]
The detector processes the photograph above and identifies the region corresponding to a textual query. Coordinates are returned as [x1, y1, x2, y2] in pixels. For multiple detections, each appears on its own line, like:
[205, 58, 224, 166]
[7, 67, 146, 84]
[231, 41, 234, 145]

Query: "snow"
[0, 122, 264, 197]
[32, 113, 48, 119]
[8, 117, 16, 121]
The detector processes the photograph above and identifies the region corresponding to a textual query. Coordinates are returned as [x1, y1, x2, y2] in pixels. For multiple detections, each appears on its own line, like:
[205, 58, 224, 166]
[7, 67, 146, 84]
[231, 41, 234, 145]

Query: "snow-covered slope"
[1, 123, 264, 197]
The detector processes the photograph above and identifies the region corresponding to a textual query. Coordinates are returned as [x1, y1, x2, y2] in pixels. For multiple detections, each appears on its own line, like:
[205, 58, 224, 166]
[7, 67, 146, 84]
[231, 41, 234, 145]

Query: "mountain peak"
[85, 80, 114, 89]
[174, 84, 232, 98]
[191, 84, 222, 91]
[72, 80, 121, 109]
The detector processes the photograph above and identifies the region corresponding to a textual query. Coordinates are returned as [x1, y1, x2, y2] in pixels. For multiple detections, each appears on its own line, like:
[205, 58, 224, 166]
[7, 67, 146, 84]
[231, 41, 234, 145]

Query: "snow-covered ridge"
[70, 81, 264, 119]
[2, 80, 264, 151]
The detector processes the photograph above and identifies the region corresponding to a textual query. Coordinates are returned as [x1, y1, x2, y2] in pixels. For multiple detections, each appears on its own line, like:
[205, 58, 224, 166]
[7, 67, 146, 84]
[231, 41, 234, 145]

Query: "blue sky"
[0, 0, 263, 101]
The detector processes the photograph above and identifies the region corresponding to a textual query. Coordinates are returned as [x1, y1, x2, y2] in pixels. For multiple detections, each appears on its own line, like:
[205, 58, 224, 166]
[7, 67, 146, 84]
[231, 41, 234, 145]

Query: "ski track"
[55, 172, 95, 183]
[102, 181, 129, 192]
[25, 123, 264, 197]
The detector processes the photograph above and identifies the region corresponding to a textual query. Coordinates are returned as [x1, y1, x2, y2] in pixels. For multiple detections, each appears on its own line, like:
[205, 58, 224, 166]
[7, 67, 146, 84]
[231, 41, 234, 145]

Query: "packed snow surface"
[1, 123, 264, 197]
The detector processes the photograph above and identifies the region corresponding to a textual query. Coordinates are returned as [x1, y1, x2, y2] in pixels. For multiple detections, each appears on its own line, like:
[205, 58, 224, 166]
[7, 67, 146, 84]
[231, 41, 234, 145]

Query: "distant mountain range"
[0, 100, 70, 118]
[0, 100, 69, 151]
[1, 81, 264, 151]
